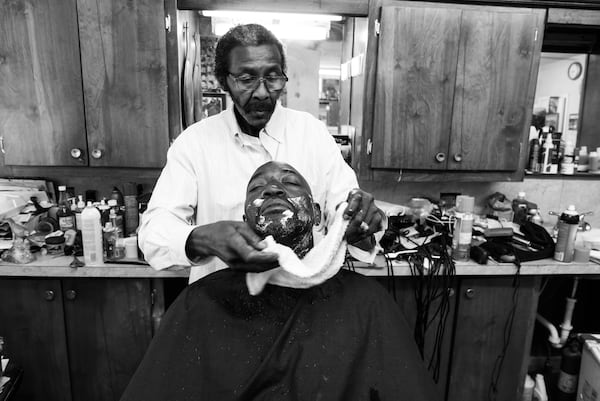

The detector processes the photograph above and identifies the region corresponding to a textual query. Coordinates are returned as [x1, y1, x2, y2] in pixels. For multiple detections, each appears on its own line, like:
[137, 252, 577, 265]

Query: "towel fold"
[246, 202, 350, 295]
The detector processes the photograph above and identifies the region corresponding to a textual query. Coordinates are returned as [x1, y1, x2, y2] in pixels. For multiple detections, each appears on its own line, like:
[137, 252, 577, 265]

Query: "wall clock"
[568, 62, 582, 80]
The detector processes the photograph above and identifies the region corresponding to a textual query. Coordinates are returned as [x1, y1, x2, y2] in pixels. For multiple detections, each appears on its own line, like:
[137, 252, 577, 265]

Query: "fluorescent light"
[204, 10, 341, 41]
[202, 10, 342, 22]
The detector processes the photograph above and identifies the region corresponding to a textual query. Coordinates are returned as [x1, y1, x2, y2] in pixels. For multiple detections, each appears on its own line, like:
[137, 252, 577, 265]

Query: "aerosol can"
[554, 205, 579, 263]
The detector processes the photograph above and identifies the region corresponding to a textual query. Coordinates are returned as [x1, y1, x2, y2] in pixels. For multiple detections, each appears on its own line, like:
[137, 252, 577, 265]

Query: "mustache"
[244, 101, 274, 113]
[259, 197, 294, 214]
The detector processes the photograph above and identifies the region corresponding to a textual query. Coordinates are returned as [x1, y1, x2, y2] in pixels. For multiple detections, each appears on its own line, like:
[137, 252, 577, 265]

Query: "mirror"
[532, 52, 587, 148]
[180, 10, 354, 136]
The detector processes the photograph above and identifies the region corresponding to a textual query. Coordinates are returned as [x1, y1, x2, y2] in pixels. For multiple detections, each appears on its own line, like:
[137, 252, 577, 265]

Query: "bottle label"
[557, 372, 577, 393]
[59, 216, 76, 230]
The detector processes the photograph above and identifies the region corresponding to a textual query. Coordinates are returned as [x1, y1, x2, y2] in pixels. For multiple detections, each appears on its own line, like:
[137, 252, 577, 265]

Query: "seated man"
[120, 162, 439, 401]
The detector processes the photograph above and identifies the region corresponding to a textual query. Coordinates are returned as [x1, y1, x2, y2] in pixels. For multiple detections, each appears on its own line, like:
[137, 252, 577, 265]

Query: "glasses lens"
[233, 75, 287, 91]
[265, 77, 286, 91]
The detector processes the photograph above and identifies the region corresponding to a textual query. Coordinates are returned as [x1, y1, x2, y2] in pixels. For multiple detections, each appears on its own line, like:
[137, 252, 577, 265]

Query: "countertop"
[0, 254, 599, 278]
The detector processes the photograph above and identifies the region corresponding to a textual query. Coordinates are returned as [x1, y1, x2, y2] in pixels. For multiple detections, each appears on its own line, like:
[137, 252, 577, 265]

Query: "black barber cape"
[120, 269, 439, 401]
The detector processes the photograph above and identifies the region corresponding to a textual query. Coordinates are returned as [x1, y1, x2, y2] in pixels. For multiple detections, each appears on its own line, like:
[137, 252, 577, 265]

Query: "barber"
[138, 23, 383, 283]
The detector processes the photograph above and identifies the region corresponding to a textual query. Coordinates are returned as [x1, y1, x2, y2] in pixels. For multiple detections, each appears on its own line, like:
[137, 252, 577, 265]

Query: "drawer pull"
[435, 152, 446, 163]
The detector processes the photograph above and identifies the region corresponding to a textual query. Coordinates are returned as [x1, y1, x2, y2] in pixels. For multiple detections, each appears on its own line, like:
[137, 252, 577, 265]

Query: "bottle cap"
[58, 185, 66, 191]
[564, 205, 579, 215]
[580, 146, 588, 155]
[518, 191, 526, 199]
[590, 151, 598, 157]
[86, 201, 93, 207]
[107, 199, 118, 207]
[103, 222, 114, 231]
[456, 195, 474, 213]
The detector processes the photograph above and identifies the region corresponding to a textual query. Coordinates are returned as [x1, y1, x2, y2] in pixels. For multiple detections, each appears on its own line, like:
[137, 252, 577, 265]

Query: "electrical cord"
[488, 247, 521, 401]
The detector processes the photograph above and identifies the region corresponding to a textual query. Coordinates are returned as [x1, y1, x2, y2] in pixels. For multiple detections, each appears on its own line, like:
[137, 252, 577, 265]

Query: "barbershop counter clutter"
[0, 255, 599, 278]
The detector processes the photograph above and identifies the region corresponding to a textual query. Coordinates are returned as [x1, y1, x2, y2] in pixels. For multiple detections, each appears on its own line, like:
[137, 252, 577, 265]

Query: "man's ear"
[313, 203, 322, 226]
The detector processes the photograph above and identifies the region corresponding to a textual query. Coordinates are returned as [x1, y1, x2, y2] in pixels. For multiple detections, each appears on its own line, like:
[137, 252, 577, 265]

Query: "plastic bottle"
[452, 195, 474, 261]
[108, 199, 124, 237]
[98, 199, 110, 226]
[533, 374, 548, 401]
[541, 134, 555, 174]
[522, 374, 535, 401]
[588, 151, 600, 173]
[560, 141, 575, 175]
[123, 182, 139, 236]
[512, 192, 530, 226]
[528, 138, 541, 173]
[81, 201, 104, 266]
[75, 195, 85, 232]
[577, 146, 589, 172]
[57, 185, 76, 232]
[103, 222, 117, 259]
[110, 186, 124, 207]
[556, 340, 582, 401]
[554, 205, 580, 262]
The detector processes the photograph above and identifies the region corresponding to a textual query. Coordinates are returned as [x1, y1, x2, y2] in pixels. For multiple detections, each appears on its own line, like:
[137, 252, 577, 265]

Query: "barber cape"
[120, 269, 439, 401]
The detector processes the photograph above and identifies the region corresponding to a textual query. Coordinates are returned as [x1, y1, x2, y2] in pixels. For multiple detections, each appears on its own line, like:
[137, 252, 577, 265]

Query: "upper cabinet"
[360, 1, 545, 180]
[0, 0, 169, 167]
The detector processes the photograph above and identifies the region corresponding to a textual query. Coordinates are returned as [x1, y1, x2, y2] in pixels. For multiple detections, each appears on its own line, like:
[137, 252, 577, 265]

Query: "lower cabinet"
[380, 275, 541, 401]
[0, 278, 155, 401]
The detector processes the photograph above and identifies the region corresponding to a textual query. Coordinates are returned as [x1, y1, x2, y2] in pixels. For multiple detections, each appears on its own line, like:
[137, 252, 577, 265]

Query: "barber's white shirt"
[138, 103, 359, 283]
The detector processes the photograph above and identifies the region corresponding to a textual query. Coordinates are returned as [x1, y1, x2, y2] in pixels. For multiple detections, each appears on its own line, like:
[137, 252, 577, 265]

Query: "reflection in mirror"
[194, 11, 345, 135]
[532, 53, 587, 147]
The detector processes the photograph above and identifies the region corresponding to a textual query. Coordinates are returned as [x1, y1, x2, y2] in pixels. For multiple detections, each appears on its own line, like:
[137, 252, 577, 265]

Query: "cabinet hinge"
[165, 14, 171, 32]
[367, 139, 373, 155]
[534, 28, 538, 42]
[374, 19, 380, 36]
[0, 136, 5, 154]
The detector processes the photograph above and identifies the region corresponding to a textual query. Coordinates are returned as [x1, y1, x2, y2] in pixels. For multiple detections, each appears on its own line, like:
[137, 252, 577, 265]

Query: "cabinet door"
[77, 0, 169, 167]
[62, 278, 153, 401]
[371, 4, 461, 170]
[0, 278, 72, 401]
[447, 276, 540, 401]
[0, 0, 87, 166]
[448, 8, 545, 171]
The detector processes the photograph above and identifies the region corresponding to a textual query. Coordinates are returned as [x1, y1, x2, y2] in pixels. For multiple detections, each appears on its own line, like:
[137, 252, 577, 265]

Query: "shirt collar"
[225, 102, 285, 145]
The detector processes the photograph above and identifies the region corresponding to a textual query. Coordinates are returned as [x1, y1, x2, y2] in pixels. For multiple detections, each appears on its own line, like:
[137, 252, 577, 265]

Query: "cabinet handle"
[65, 289, 77, 300]
[91, 149, 103, 159]
[70, 148, 82, 159]
[44, 290, 55, 301]
[0, 136, 5, 154]
[465, 288, 475, 299]
[453, 154, 463, 162]
[435, 152, 446, 163]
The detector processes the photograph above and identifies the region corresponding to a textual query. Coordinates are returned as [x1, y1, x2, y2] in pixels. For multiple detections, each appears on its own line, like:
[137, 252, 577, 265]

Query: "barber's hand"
[185, 221, 279, 273]
[343, 189, 384, 245]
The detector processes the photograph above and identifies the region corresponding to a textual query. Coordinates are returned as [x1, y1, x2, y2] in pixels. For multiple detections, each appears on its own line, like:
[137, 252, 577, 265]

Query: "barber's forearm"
[138, 209, 197, 269]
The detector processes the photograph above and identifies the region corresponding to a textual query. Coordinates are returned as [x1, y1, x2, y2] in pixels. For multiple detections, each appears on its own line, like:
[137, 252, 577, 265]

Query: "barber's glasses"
[228, 73, 288, 92]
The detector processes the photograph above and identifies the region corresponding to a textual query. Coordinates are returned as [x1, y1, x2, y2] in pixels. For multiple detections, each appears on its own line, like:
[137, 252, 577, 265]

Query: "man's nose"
[252, 80, 270, 99]
[262, 183, 285, 197]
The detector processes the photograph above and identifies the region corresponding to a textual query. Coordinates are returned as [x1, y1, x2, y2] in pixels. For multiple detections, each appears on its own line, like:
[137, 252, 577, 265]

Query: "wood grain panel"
[349, 17, 368, 173]
[0, 278, 72, 401]
[548, 8, 600, 25]
[62, 278, 153, 401]
[448, 8, 545, 171]
[447, 276, 540, 401]
[579, 54, 600, 150]
[371, 4, 460, 169]
[0, 0, 86, 166]
[77, 0, 169, 168]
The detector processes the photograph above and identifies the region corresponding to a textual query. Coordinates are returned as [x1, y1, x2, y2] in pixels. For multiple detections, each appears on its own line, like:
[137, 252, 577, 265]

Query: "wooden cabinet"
[360, 1, 545, 180]
[383, 275, 540, 401]
[0, 0, 168, 168]
[0, 278, 154, 401]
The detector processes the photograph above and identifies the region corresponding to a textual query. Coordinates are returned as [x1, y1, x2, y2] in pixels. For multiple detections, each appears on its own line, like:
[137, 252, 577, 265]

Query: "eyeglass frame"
[227, 72, 288, 92]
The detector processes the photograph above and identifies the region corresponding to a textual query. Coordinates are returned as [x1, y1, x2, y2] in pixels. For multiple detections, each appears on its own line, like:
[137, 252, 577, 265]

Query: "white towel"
[246, 202, 350, 296]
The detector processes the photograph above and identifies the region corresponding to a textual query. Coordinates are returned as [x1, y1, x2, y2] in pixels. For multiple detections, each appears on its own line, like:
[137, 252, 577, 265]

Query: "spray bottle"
[452, 195, 474, 261]
[554, 205, 579, 262]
